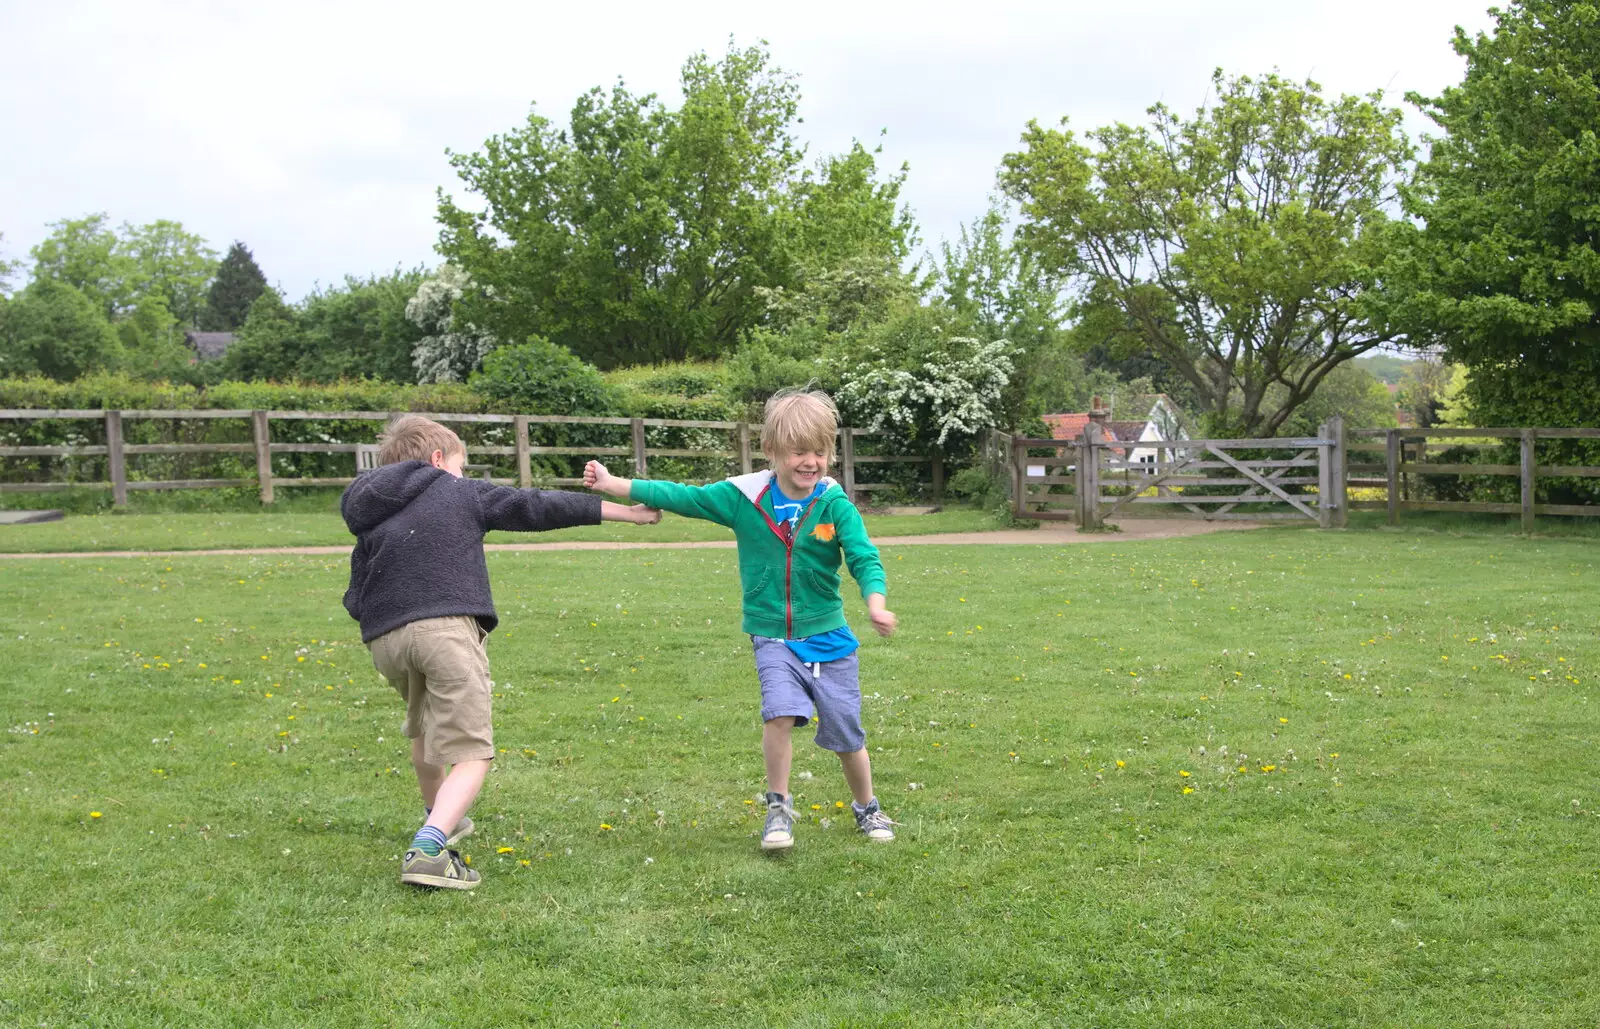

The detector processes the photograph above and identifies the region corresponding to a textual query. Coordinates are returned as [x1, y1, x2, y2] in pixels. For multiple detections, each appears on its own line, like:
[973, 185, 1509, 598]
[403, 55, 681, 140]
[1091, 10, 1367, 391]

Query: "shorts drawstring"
[810, 662, 822, 680]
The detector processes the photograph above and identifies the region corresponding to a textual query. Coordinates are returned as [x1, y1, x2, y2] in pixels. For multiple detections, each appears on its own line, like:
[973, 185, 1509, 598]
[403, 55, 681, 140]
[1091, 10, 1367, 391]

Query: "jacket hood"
[726, 469, 840, 506]
[341, 461, 449, 533]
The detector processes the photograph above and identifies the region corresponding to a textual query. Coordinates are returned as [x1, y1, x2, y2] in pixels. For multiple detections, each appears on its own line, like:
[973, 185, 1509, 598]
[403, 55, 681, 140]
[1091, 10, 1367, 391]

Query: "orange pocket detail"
[810, 523, 836, 542]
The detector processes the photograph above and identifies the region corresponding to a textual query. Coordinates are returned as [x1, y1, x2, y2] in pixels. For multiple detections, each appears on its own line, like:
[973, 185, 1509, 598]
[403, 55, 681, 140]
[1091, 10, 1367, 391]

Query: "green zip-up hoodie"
[629, 471, 886, 640]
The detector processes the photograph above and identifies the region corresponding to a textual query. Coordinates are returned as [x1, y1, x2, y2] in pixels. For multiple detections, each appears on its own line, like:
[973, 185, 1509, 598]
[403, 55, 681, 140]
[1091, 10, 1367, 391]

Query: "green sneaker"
[444, 816, 474, 847]
[400, 847, 479, 890]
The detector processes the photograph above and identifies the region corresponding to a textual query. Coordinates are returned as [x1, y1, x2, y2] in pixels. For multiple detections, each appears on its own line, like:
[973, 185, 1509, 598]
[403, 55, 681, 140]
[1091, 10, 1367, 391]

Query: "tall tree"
[219, 289, 302, 382]
[437, 41, 913, 369]
[122, 220, 217, 328]
[1396, 1, 1600, 434]
[0, 278, 123, 379]
[201, 242, 268, 331]
[0, 231, 20, 296]
[30, 214, 132, 319]
[1002, 70, 1413, 435]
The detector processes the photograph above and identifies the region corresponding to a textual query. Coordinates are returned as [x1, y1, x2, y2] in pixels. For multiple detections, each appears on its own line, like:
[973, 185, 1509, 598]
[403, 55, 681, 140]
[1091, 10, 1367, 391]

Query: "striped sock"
[411, 824, 449, 857]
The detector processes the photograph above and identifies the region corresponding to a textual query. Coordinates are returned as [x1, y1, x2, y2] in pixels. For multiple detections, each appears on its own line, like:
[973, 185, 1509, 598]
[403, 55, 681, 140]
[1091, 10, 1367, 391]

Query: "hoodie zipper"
[756, 484, 823, 639]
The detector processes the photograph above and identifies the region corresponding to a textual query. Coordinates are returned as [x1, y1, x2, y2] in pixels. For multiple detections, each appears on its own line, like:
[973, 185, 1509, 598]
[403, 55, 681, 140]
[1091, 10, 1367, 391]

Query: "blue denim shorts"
[751, 636, 865, 753]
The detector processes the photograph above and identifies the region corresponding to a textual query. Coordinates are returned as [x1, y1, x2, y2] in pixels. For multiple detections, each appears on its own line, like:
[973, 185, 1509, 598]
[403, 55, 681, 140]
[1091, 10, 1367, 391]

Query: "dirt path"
[0, 518, 1274, 560]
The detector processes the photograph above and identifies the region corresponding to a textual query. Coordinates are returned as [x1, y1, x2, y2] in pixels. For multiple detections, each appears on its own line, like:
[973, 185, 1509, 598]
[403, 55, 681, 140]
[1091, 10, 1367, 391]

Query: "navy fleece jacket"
[341, 461, 601, 642]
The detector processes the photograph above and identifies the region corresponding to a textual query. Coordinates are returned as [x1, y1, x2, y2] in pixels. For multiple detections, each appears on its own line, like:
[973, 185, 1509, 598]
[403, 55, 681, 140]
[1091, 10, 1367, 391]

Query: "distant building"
[1040, 395, 1190, 473]
[184, 331, 235, 363]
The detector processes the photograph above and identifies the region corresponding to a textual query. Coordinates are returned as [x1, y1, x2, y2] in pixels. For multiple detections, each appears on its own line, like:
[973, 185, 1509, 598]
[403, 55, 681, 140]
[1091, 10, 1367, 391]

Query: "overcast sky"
[1, 0, 1497, 302]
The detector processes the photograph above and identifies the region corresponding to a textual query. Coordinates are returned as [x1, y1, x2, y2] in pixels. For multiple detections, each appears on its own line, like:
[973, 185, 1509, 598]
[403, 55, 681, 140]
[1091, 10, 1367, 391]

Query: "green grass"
[0, 506, 999, 553]
[3, 530, 1599, 1025]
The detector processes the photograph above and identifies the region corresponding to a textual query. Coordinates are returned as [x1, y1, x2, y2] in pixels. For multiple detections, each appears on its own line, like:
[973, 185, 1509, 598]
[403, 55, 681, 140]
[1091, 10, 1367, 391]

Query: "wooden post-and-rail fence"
[0, 408, 946, 507]
[1004, 416, 1600, 529]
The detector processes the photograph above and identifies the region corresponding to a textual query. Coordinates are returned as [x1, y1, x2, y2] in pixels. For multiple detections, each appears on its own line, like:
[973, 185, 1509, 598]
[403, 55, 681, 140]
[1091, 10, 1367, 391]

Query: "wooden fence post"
[1317, 420, 1333, 529]
[1330, 415, 1348, 529]
[737, 422, 752, 475]
[1082, 421, 1103, 529]
[931, 456, 944, 503]
[631, 418, 647, 479]
[252, 409, 274, 505]
[1521, 429, 1536, 532]
[514, 415, 531, 488]
[1012, 437, 1025, 520]
[1385, 429, 1400, 526]
[840, 427, 856, 502]
[105, 409, 127, 507]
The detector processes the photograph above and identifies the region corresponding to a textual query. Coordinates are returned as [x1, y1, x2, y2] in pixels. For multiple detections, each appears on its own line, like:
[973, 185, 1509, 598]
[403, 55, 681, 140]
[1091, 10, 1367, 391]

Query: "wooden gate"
[1009, 416, 1347, 529]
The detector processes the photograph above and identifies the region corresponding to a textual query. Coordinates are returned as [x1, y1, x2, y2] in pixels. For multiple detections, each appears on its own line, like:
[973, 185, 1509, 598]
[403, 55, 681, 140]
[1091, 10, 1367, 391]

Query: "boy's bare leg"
[838, 748, 875, 806]
[411, 737, 446, 810]
[423, 759, 490, 837]
[762, 717, 798, 796]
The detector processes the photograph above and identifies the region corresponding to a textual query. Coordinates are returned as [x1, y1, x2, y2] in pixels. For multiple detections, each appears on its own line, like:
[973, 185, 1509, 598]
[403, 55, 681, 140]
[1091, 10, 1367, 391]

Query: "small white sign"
[1027, 464, 1046, 477]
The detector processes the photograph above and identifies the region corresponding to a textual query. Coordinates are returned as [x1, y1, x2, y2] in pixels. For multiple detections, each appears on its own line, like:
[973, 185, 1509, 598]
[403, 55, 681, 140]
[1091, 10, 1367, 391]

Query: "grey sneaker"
[444, 816, 474, 847]
[853, 798, 897, 842]
[761, 791, 797, 850]
[400, 847, 480, 890]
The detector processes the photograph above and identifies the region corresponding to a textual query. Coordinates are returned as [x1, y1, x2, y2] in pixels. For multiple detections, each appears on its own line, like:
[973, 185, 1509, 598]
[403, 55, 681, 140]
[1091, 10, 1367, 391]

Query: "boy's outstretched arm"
[600, 501, 661, 525]
[584, 460, 739, 528]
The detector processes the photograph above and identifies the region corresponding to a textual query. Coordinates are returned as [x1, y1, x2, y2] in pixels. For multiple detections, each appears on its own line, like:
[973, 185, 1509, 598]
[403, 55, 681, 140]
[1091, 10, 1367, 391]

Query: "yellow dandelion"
[1279, 717, 1288, 724]
[519, 859, 531, 867]
[1179, 770, 1191, 778]
[599, 823, 613, 831]
[835, 801, 845, 809]
[90, 811, 102, 819]
[1182, 787, 1194, 795]
[1115, 760, 1125, 768]
[497, 846, 515, 854]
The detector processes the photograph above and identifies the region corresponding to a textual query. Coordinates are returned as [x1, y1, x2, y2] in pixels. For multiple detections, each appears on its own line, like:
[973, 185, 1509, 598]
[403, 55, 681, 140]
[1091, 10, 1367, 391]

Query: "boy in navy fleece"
[342, 414, 658, 889]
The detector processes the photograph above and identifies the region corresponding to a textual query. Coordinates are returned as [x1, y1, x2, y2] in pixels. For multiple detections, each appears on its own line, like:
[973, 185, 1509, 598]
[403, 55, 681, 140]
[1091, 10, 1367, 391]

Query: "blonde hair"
[376, 414, 465, 466]
[761, 387, 838, 463]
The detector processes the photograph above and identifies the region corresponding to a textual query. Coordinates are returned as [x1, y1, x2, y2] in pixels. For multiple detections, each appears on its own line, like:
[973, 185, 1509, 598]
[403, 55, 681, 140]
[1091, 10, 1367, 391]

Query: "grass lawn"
[0, 505, 1000, 554]
[3, 529, 1598, 1025]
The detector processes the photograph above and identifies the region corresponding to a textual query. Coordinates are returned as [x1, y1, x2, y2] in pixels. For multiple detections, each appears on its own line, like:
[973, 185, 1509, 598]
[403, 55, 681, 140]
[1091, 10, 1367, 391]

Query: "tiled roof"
[184, 332, 235, 360]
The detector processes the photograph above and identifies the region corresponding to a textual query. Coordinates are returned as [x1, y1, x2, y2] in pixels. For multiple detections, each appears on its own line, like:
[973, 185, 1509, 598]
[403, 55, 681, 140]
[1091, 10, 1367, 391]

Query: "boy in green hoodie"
[584, 388, 898, 850]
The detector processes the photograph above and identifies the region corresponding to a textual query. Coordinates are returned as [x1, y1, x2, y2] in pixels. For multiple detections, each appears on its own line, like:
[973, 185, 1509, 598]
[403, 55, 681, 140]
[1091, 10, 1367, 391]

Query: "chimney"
[1088, 396, 1109, 426]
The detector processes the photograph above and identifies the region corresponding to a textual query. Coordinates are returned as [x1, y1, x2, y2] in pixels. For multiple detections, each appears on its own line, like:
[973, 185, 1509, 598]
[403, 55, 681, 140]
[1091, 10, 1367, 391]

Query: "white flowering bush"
[834, 327, 1018, 456]
[406, 264, 497, 384]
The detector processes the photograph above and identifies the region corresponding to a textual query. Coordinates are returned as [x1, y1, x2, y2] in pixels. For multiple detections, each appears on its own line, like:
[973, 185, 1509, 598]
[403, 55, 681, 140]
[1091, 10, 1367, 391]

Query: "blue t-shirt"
[769, 480, 826, 533]
[767, 480, 859, 662]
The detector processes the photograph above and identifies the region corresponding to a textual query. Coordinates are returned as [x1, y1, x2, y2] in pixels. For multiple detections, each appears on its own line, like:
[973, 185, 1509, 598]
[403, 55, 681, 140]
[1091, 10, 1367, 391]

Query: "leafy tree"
[1396, 1, 1600, 437]
[832, 305, 1020, 456]
[469, 337, 616, 415]
[1001, 70, 1413, 436]
[115, 293, 201, 382]
[1352, 353, 1412, 385]
[0, 278, 123, 379]
[1277, 363, 1397, 436]
[121, 220, 216, 328]
[1396, 358, 1458, 428]
[219, 289, 302, 382]
[407, 264, 496, 384]
[930, 197, 1073, 426]
[201, 242, 269, 331]
[30, 214, 132, 318]
[0, 232, 21, 296]
[438, 41, 913, 369]
[296, 269, 428, 383]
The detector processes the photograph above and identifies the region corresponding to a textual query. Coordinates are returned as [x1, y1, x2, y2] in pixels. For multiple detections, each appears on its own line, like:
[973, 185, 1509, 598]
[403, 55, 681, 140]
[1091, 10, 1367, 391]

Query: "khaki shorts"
[368, 616, 494, 765]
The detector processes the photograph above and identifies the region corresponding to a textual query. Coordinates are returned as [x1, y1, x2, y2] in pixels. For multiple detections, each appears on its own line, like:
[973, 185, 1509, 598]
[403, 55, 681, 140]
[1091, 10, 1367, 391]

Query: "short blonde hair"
[761, 387, 838, 463]
[377, 414, 465, 466]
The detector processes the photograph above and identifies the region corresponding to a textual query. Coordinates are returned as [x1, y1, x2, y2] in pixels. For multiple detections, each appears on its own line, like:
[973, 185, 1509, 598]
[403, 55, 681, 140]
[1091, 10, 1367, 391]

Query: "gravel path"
[0, 518, 1275, 560]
